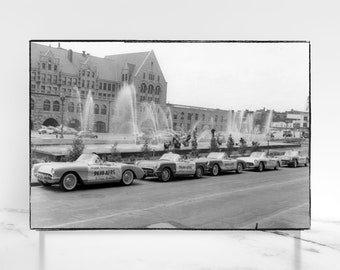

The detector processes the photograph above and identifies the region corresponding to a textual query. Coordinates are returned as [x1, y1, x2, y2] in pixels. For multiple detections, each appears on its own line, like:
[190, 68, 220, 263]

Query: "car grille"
[246, 162, 254, 166]
[142, 168, 154, 175]
[36, 172, 52, 181]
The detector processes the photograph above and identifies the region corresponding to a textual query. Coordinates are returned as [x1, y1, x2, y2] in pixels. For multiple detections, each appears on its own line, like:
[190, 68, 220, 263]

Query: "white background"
[1, 0, 340, 269]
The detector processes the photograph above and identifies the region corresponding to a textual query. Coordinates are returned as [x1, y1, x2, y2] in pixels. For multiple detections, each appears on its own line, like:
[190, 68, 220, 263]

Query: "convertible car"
[194, 152, 246, 176]
[277, 150, 309, 167]
[135, 152, 208, 182]
[237, 151, 281, 172]
[32, 153, 145, 191]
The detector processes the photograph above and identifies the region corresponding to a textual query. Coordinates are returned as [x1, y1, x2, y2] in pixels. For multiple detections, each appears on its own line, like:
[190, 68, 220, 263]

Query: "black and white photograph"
[30, 41, 310, 230]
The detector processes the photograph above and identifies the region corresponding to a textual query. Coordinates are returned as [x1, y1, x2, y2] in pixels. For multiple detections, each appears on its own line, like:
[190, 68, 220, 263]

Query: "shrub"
[141, 138, 151, 159]
[65, 137, 85, 161]
[110, 142, 122, 162]
[251, 141, 260, 153]
[238, 137, 248, 155]
[226, 134, 234, 156]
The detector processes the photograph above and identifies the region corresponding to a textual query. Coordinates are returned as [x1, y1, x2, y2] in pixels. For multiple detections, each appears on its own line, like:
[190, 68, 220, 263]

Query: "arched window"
[68, 102, 75, 112]
[94, 104, 99, 114]
[77, 103, 83, 113]
[155, 86, 161, 95]
[141, 83, 147, 93]
[53, 101, 60, 111]
[148, 84, 154, 94]
[101, 105, 107, 115]
[43, 100, 50, 111]
[30, 98, 34, 110]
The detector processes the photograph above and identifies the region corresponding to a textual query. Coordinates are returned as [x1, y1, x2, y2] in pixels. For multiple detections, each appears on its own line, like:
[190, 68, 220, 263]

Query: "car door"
[88, 162, 122, 182]
[221, 159, 237, 171]
[175, 160, 196, 175]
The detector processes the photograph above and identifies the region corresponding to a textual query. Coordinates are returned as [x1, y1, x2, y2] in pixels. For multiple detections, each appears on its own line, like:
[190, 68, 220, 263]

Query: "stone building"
[30, 43, 167, 132]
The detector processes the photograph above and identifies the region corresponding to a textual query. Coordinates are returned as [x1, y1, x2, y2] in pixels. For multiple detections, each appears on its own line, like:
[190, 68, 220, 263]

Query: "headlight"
[51, 168, 55, 176]
[154, 164, 160, 170]
[254, 160, 258, 164]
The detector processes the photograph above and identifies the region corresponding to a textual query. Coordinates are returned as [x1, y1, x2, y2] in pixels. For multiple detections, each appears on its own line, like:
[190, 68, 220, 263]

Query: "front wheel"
[121, 170, 135, 186]
[211, 164, 219, 176]
[257, 162, 264, 172]
[61, 173, 78, 191]
[236, 163, 243, 174]
[194, 166, 203, 178]
[159, 168, 172, 182]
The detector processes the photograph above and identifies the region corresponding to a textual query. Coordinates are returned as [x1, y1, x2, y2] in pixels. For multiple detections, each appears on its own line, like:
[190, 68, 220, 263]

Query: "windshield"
[250, 152, 265, 158]
[207, 152, 226, 159]
[284, 150, 298, 157]
[76, 154, 101, 164]
[159, 153, 180, 162]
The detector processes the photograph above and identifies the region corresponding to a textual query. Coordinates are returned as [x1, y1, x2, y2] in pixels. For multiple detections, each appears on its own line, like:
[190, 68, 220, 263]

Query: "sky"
[37, 41, 309, 112]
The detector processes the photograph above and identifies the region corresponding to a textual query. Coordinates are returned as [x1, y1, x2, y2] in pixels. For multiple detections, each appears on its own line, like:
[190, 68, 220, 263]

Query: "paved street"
[31, 166, 309, 229]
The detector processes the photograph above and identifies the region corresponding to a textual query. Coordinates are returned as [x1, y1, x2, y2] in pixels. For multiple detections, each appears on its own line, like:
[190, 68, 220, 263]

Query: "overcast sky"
[37, 41, 309, 112]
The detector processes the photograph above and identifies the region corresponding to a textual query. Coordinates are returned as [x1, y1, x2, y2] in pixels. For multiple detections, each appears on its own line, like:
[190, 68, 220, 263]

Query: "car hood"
[36, 162, 85, 174]
[237, 157, 258, 162]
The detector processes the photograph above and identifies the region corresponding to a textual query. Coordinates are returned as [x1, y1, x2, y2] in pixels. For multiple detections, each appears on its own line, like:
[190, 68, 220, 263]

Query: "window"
[67, 89, 71, 96]
[87, 71, 90, 77]
[112, 84, 115, 91]
[42, 63, 46, 69]
[92, 81, 94, 89]
[73, 78, 77, 85]
[108, 84, 111, 91]
[122, 74, 125, 81]
[47, 74, 52, 83]
[53, 101, 60, 111]
[41, 85, 45, 93]
[32, 72, 36, 81]
[99, 93, 102, 97]
[53, 75, 57, 84]
[202, 114, 205, 121]
[92, 91, 95, 96]
[143, 73, 146, 79]
[148, 84, 154, 94]
[108, 94, 111, 97]
[141, 83, 147, 93]
[92, 72, 95, 78]
[87, 80, 90, 88]
[188, 113, 192, 121]
[99, 82, 102, 90]
[103, 83, 106, 90]
[103, 93, 106, 97]
[173, 112, 178, 120]
[48, 63, 51, 70]
[195, 113, 198, 121]
[68, 77, 72, 86]
[53, 87, 57, 94]
[31, 84, 36, 90]
[54, 65, 57, 71]
[41, 74, 46, 82]
[77, 103, 83, 113]
[46, 86, 51, 93]
[43, 100, 50, 111]
[81, 80, 85, 87]
[82, 70, 85, 76]
[181, 112, 185, 121]
[94, 104, 99, 114]
[155, 86, 161, 95]
[62, 77, 66, 85]
[30, 99, 34, 110]
[101, 105, 107, 115]
[68, 102, 74, 112]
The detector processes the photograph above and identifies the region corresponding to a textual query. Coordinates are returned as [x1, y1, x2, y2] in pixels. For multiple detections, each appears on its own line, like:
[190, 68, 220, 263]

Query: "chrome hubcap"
[64, 174, 77, 190]
[196, 168, 202, 177]
[123, 171, 133, 184]
[162, 170, 170, 181]
[213, 165, 218, 175]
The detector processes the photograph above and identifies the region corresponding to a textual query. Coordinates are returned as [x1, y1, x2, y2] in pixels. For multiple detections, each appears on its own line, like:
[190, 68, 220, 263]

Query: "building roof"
[31, 43, 151, 82]
[105, 51, 151, 76]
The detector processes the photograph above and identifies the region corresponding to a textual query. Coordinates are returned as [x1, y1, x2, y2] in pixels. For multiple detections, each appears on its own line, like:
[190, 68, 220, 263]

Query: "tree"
[238, 137, 247, 155]
[66, 137, 85, 161]
[110, 142, 122, 162]
[226, 134, 234, 157]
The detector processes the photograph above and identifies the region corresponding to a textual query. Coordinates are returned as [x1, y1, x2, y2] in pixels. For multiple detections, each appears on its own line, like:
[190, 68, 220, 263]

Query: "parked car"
[38, 126, 47, 134]
[194, 152, 246, 176]
[135, 152, 208, 182]
[237, 152, 281, 172]
[76, 130, 98, 139]
[277, 150, 309, 167]
[32, 153, 145, 191]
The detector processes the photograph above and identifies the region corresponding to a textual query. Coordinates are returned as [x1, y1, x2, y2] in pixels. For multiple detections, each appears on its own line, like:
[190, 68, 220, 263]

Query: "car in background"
[277, 150, 309, 167]
[194, 152, 246, 176]
[76, 130, 98, 139]
[237, 152, 281, 172]
[32, 153, 145, 191]
[38, 126, 57, 134]
[135, 152, 208, 182]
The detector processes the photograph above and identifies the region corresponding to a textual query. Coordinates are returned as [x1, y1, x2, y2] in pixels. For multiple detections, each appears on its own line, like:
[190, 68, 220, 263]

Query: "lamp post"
[60, 91, 66, 138]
